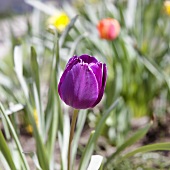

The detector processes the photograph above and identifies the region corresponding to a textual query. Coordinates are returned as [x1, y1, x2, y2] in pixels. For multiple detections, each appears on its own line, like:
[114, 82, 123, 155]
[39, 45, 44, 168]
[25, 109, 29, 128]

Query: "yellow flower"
[164, 1, 170, 15]
[25, 124, 33, 134]
[47, 12, 70, 32]
[25, 109, 39, 134]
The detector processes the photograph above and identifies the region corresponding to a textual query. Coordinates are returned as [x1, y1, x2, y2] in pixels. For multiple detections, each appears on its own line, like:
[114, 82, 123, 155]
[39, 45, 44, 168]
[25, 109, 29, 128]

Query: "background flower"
[97, 18, 120, 40]
[25, 109, 39, 134]
[164, 1, 170, 15]
[47, 12, 70, 32]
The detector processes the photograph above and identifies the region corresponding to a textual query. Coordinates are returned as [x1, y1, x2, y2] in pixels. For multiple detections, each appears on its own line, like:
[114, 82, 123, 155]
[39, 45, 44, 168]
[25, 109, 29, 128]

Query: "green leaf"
[118, 142, 170, 164]
[105, 123, 151, 166]
[45, 94, 58, 159]
[78, 98, 120, 170]
[24, 151, 42, 170]
[45, 32, 59, 123]
[0, 103, 30, 170]
[0, 131, 17, 170]
[26, 104, 50, 170]
[14, 45, 29, 98]
[30, 46, 40, 98]
[78, 131, 95, 170]
[44, 32, 60, 161]
[58, 113, 70, 170]
[59, 15, 79, 48]
[30, 47, 44, 138]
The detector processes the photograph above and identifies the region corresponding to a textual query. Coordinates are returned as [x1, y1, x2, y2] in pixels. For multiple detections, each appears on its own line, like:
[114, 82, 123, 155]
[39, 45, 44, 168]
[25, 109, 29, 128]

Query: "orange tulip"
[97, 18, 120, 40]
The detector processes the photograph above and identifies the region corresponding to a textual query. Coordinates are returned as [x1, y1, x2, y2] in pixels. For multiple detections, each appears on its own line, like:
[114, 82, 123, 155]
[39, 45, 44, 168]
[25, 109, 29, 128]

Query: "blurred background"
[0, 0, 170, 169]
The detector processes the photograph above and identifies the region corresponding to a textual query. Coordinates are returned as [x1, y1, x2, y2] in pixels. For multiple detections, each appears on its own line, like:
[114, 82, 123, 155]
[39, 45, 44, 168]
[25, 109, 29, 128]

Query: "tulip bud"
[58, 55, 107, 109]
[97, 18, 120, 40]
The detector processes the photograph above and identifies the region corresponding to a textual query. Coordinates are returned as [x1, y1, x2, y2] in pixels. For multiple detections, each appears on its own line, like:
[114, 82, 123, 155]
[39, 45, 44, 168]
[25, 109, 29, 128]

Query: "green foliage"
[0, 0, 170, 169]
[0, 130, 17, 170]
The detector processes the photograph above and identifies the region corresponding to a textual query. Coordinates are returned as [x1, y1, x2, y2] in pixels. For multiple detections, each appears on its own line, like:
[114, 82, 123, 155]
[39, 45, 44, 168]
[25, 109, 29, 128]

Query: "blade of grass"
[14, 46, 29, 98]
[105, 123, 151, 167]
[13, 46, 49, 169]
[136, 52, 170, 91]
[0, 103, 30, 170]
[24, 152, 42, 170]
[59, 15, 79, 48]
[0, 152, 11, 170]
[1, 116, 11, 140]
[54, 32, 64, 135]
[78, 131, 95, 170]
[45, 94, 58, 159]
[0, 131, 17, 170]
[30, 47, 41, 100]
[117, 142, 170, 164]
[44, 32, 59, 125]
[31, 47, 44, 138]
[25, 104, 50, 170]
[58, 113, 70, 170]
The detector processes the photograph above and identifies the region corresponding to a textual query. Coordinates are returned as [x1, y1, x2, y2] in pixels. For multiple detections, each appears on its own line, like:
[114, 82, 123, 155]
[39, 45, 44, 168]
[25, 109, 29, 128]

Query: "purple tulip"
[58, 54, 107, 109]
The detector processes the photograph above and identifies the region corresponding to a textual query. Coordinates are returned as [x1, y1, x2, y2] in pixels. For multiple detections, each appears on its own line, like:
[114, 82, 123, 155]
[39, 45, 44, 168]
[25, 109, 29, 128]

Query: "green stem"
[68, 109, 79, 170]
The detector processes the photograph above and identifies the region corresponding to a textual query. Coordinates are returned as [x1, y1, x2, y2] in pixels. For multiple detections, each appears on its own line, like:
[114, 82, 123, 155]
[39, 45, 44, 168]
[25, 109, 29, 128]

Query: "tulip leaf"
[45, 93, 58, 159]
[30, 47, 45, 138]
[14, 45, 29, 98]
[78, 98, 120, 170]
[26, 103, 50, 170]
[78, 130, 95, 170]
[45, 32, 59, 120]
[45, 32, 63, 136]
[54, 33, 63, 134]
[105, 123, 151, 167]
[117, 142, 170, 165]
[24, 151, 42, 170]
[59, 15, 79, 47]
[30, 46, 40, 98]
[0, 130, 17, 170]
[0, 103, 30, 170]
[58, 113, 70, 170]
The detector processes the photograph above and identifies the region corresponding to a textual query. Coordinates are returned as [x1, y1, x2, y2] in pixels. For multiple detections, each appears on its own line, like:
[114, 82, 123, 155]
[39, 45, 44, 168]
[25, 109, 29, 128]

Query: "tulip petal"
[79, 54, 98, 64]
[89, 62, 102, 91]
[66, 55, 78, 67]
[59, 57, 79, 88]
[58, 63, 99, 109]
[92, 63, 107, 107]
[108, 24, 116, 40]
